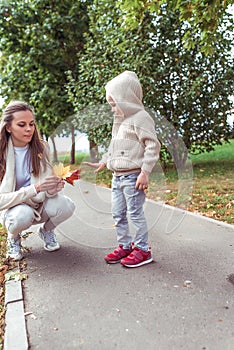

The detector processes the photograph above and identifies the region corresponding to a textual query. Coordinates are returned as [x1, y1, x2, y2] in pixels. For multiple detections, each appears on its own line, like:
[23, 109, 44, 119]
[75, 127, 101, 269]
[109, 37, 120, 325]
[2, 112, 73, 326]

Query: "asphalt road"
[22, 181, 234, 350]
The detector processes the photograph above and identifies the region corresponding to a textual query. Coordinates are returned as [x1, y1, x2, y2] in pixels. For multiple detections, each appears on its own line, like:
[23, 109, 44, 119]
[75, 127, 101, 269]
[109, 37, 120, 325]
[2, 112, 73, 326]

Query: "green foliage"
[141, 7, 233, 163]
[116, 0, 233, 54]
[66, 0, 140, 149]
[0, 0, 233, 167]
[67, 0, 167, 153]
[68, 1, 233, 167]
[0, 0, 90, 138]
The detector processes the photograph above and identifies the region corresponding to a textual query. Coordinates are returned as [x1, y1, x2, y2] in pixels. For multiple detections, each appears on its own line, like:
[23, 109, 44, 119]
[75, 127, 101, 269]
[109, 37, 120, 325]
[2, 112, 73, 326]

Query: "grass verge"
[70, 140, 234, 225]
[0, 228, 7, 350]
[0, 226, 19, 349]
[162, 140, 234, 224]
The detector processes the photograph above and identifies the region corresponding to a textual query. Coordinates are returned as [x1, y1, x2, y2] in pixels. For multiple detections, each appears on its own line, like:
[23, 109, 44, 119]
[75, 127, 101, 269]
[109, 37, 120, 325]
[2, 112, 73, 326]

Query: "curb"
[4, 264, 28, 350]
[3, 194, 233, 350]
[146, 198, 234, 230]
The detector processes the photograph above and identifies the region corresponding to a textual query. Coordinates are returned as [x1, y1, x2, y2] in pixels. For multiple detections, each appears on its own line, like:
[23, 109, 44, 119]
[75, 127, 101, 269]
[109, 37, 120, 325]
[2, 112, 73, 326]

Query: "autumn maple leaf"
[65, 169, 80, 185]
[53, 163, 80, 186]
[53, 163, 71, 179]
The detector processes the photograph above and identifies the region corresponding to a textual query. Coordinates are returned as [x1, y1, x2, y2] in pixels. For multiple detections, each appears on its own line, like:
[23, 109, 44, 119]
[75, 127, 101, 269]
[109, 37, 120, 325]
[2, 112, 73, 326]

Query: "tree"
[116, 0, 233, 54]
[0, 0, 90, 163]
[141, 7, 234, 163]
[68, 1, 233, 168]
[67, 0, 157, 158]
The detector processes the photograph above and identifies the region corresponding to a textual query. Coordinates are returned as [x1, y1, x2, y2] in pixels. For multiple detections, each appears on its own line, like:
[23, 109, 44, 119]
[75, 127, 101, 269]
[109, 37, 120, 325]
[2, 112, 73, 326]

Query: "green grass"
[159, 140, 234, 224]
[190, 139, 234, 163]
[57, 152, 90, 165]
[59, 140, 234, 225]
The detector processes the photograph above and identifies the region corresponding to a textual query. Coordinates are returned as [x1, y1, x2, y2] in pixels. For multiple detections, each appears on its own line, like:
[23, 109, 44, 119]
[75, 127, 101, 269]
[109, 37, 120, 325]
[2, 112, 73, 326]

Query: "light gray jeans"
[112, 172, 149, 252]
[4, 194, 75, 240]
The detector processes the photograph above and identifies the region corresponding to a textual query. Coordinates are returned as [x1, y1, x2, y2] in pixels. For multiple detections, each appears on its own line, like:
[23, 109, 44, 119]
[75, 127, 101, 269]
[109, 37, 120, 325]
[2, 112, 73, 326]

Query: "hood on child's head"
[105, 71, 144, 118]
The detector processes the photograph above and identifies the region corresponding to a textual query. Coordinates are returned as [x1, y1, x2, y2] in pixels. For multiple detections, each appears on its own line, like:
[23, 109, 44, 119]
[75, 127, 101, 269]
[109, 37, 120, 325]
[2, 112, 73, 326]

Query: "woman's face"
[6, 110, 35, 147]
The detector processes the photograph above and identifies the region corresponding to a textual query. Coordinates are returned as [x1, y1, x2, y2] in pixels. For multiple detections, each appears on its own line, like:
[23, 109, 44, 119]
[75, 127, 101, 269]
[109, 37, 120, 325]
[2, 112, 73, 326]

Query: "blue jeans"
[111, 173, 149, 252]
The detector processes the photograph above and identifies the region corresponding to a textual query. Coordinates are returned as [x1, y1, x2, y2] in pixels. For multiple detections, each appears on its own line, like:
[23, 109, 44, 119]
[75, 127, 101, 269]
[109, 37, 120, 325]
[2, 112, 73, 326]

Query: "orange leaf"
[65, 169, 80, 186]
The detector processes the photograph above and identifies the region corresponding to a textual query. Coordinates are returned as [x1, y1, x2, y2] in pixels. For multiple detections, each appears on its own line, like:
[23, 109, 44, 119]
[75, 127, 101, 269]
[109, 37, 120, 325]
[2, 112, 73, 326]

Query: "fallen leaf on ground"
[5, 271, 28, 282]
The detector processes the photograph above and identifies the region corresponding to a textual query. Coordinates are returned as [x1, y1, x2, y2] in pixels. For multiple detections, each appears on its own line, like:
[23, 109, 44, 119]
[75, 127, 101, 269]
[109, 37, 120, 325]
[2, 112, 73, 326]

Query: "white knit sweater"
[102, 71, 161, 176]
[0, 138, 54, 226]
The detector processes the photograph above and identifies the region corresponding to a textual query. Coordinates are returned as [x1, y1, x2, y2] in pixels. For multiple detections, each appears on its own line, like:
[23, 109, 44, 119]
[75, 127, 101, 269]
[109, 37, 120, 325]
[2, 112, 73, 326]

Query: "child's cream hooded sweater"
[102, 71, 161, 176]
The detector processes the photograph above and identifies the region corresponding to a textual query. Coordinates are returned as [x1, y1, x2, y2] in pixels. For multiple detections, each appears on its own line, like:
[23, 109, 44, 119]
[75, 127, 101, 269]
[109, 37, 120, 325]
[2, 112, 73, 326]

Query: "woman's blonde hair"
[0, 100, 50, 182]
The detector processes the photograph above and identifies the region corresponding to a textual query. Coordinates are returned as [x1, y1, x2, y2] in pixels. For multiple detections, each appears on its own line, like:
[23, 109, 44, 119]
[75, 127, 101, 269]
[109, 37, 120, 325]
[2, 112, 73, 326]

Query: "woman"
[0, 100, 75, 260]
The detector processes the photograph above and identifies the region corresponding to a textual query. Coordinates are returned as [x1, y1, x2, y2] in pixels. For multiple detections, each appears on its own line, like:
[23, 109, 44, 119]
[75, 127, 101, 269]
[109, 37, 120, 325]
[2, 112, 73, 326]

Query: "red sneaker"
[121, 247, 153, 268]
[104, 245, 132, 264]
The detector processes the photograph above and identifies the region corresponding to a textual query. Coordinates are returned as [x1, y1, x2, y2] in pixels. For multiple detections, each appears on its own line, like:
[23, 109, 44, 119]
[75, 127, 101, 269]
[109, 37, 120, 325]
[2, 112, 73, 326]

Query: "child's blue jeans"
[111, 172, 149, 252]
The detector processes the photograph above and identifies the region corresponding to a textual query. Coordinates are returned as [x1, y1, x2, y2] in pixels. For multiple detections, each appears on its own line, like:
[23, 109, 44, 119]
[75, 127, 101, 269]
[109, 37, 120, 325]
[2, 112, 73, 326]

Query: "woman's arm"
[0, 176, 63, 211]
[0, 185, 37, 211]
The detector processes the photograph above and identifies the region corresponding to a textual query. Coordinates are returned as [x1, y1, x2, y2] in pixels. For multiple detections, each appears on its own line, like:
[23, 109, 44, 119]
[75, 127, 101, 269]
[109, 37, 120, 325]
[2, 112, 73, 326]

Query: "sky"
[48, 134, 89, 152]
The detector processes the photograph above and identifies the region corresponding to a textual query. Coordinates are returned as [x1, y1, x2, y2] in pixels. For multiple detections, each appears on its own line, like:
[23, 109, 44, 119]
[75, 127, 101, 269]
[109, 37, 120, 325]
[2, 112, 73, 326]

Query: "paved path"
[12, 181, 234, 349]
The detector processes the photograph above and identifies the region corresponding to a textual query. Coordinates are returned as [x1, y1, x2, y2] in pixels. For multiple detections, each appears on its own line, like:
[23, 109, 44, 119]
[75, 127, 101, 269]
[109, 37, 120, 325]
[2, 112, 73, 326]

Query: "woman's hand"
[35, 176, 64, 194]
[135, 171, 149, 191]
[82, 162, 106, 174]
[47, 178, 65, 195]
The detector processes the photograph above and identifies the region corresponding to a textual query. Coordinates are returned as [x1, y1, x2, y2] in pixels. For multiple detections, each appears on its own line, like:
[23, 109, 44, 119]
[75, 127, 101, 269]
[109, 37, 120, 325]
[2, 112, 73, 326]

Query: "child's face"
[107, 96, 123, 117]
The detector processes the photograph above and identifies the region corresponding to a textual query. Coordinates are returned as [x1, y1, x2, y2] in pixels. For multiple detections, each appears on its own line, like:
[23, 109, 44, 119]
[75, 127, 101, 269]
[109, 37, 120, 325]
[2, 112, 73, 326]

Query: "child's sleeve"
[100, 152, 108, 165]
[136, 116, 161, 174]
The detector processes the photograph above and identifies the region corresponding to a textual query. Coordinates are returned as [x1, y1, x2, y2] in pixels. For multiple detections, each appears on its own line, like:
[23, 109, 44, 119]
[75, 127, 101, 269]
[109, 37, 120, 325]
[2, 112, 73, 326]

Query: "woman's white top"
[14, 145, 32, 190]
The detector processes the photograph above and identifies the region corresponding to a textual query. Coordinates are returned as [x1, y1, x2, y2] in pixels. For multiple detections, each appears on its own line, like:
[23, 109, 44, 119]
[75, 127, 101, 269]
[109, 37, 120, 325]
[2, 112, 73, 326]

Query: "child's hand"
[135, 171, 149, 191]
[82, 162, 106, 174]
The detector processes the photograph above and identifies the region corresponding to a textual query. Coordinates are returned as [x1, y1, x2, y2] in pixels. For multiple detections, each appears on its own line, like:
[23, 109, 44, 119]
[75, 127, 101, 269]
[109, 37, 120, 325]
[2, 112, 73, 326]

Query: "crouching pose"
[0, 100, 75, 260]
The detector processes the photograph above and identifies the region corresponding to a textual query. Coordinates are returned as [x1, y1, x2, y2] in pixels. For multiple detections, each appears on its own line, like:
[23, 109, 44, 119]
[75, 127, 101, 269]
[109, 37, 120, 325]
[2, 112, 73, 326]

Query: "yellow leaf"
[53, 163, 71, 179]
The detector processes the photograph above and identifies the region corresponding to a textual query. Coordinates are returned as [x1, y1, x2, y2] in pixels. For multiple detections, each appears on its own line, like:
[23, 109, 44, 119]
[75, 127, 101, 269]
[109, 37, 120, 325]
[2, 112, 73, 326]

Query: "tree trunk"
[89, 140, 99, 162]
[70, 124, 75, 164]
[50, 135, 58, 163]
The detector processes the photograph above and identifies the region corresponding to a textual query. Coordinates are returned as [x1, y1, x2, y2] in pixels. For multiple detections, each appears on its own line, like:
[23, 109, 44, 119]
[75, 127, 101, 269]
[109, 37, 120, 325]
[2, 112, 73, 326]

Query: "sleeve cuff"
[33, 185, 38, 195]
[45, 191, 57, 198]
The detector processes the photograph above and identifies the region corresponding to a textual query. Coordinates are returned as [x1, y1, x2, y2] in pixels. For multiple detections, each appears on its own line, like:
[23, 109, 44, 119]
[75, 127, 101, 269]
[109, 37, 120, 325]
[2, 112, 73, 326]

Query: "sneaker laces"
[8, 238, 21, 252]
[43, 230, 57, 244]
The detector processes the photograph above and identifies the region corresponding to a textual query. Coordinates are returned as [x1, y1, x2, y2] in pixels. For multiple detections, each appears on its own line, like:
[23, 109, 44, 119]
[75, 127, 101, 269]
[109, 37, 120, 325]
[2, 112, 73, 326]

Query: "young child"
[84, 71, 161, 267]
[0, 100, 75, 260]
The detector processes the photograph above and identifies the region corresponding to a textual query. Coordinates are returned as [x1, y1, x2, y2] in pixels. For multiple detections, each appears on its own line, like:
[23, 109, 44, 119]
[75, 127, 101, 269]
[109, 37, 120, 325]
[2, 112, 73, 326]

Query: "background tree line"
[0, 0, 233, 166]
